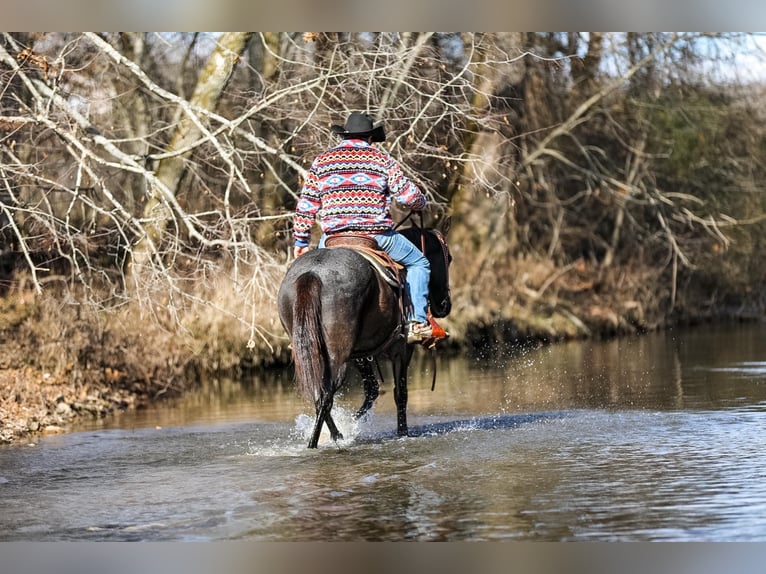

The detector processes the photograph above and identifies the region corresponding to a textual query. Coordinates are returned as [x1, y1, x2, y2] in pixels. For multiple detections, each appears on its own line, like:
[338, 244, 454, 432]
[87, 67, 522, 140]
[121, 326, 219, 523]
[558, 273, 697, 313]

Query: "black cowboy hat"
[331, 112, 386, 142]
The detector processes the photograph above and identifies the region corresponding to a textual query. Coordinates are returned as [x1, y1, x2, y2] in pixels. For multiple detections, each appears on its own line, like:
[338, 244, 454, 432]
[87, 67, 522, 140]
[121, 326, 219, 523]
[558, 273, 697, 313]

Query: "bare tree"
[1, 31, 765, 341]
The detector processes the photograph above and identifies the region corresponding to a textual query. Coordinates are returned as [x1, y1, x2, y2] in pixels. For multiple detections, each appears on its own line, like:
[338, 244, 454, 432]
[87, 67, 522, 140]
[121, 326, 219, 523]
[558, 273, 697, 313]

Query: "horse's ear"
[438, 215, 451, 237]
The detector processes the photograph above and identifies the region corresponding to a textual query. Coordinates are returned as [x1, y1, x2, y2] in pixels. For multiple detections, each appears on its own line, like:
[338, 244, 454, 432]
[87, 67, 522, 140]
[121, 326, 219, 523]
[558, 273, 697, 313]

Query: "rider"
[292, 111, 440, 344]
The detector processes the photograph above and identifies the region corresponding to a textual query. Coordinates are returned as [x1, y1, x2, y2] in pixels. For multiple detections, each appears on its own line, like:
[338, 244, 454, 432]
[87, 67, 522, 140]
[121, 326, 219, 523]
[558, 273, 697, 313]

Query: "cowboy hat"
[330, 112, 386, 142]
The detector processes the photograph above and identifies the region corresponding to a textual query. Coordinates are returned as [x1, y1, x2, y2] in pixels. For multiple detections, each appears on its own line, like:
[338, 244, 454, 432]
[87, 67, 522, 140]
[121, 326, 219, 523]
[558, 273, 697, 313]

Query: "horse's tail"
[291, 272, 328, 402]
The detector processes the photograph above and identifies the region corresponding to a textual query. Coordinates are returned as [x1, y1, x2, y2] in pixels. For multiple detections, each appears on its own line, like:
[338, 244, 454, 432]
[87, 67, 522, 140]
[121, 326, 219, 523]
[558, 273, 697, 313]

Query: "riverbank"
[0, 290, 235, 445]
[0, 367, 139, 443]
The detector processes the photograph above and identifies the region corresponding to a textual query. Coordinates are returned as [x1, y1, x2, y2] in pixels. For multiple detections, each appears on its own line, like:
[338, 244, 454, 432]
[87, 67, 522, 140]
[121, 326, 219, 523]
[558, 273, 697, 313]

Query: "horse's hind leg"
[309, 393, 331, 448]
[308, 393, 344, 448]
[353, 358, 379, 419]
[308, 358, 349, 448]
[324, 412, 343, 442]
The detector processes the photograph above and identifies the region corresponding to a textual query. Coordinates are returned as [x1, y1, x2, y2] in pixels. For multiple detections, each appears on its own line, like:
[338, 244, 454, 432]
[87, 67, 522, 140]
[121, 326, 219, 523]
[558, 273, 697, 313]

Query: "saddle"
[324, 232, 448, 353]
[325, 234, 403, 288]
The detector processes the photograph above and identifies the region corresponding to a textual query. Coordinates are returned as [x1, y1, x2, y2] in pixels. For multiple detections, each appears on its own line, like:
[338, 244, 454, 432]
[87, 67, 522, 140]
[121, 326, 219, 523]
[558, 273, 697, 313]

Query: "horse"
[277, 222, 452, 448]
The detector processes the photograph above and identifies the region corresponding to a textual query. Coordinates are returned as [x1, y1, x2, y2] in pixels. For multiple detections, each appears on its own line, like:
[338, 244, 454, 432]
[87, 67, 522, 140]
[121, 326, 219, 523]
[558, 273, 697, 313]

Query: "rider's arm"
[293, 166, 321, 249]
[387, 157, 427, 211]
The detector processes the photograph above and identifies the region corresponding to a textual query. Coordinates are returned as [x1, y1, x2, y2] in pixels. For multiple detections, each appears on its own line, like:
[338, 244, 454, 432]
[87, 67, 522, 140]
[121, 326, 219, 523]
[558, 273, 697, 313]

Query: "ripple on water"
[6, 323, 766, 542]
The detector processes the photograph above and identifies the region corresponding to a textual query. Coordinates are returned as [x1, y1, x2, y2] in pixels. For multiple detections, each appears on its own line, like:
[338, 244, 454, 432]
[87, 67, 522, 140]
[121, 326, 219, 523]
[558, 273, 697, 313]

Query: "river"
[2, 322, 766, 541]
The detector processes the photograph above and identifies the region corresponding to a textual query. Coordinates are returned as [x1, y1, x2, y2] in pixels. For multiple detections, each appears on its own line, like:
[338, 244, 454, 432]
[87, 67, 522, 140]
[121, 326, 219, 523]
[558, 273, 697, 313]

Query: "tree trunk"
[447, 33, 525, 283]
[573, 32, 603, 90]
[130, 32, 253, 274]
[250, 33, 284, 250]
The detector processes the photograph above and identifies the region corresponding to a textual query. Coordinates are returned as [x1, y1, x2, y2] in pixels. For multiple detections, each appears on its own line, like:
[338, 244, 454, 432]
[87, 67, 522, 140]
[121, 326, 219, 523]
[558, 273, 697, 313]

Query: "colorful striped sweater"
[293, 139, 427, 247]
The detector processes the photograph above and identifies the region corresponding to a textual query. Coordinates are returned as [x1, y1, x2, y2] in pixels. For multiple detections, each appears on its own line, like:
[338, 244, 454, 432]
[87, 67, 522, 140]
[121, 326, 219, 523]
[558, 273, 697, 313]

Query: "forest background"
[2, 32, 766, 441]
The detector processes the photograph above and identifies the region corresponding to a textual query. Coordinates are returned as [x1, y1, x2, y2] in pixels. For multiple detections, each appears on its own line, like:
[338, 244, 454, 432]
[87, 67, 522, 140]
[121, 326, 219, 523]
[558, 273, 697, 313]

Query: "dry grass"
[445, 253, 668, 357]
[0, 262, 292, 443]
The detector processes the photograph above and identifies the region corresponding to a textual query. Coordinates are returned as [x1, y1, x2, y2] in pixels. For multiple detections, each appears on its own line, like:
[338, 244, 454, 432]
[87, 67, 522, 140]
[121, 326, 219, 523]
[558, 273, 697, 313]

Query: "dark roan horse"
[277, 223, 452, 448]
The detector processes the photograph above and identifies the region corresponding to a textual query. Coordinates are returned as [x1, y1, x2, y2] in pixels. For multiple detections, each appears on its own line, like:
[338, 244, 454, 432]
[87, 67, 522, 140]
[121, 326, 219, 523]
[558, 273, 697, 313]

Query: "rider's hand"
[294, 245, 309, 258]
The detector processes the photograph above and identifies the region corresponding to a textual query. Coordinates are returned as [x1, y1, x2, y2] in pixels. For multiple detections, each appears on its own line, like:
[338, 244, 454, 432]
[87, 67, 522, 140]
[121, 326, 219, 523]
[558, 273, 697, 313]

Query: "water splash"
[292, 406, 363, 448]
[244, 406, 369, 456]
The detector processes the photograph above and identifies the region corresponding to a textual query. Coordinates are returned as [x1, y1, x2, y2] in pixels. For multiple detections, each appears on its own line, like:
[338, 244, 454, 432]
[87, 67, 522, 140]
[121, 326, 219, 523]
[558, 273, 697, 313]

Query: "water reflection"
[77, 370, 305, 432]
[73, 323, 766, 436]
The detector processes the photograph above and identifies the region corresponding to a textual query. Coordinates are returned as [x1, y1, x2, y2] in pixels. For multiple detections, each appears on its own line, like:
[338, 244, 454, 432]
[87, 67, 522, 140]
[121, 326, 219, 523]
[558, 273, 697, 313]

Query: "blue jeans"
[319, 230, 430, 323]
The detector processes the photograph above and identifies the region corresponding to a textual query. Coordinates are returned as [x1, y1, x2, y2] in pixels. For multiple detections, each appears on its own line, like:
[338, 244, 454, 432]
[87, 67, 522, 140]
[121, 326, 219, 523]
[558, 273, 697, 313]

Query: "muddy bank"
[0, 368, 141, 443]
[0, 292, 214, 445]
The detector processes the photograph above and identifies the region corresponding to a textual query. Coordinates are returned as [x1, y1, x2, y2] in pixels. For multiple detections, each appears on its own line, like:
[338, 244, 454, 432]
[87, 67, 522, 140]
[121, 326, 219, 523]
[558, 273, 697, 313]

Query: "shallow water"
[2, 323, 766, 541]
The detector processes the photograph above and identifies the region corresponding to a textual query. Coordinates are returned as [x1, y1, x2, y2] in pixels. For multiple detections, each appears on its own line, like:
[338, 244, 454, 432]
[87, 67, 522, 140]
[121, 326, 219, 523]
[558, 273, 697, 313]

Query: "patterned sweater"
[293, 139, 427, 247]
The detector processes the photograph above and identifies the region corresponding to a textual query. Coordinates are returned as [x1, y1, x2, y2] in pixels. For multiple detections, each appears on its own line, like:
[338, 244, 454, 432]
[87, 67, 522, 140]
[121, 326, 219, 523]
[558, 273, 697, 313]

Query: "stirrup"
[406, 315, 449, 346]
[406, 321, 432, 344]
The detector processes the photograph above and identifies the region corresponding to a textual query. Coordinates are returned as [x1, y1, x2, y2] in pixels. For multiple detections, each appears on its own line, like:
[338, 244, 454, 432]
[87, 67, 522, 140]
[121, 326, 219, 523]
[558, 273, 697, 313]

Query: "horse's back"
[278, 248, 394, 340]
[278, 247, 403, 361]
[279, 248, 376, 307]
